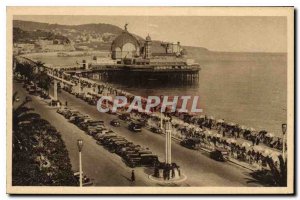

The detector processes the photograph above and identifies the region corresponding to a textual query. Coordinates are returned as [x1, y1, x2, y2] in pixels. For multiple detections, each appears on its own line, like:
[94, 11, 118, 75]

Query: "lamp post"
[54, 79, 58, 101]
[160, 111, 163, 130]
[165, 120, 172, 164]
[77, 139, 83, 187]
[282, 124, 287, 161]
[160, 95, 163, 130]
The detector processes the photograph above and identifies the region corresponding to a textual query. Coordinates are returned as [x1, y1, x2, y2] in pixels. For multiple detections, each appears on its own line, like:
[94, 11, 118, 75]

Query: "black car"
[210, 148, 229, 162]
[128, 123, 142, 132]
[110, 119, 121, 127]
[180, 138, 201, 150]
[150, 127, 162, 134]
[124, 154, 159, 168]
[139, 154, 159, 167]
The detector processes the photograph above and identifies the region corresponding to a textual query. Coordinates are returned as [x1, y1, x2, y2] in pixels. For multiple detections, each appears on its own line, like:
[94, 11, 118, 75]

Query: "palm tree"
[36, 71, 51, 96]
[247, 155, 287, 186]
[266, 155, 287, 186]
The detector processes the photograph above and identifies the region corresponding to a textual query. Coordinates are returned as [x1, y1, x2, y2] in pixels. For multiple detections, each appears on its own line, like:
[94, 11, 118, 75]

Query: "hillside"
[13, 20, 124, 35]
[13, 27, 70, 44]
[13, 20, 211, 53]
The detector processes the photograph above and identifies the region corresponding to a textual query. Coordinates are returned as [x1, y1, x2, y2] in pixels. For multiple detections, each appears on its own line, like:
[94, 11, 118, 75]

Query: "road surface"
[13, 81, 261, 187]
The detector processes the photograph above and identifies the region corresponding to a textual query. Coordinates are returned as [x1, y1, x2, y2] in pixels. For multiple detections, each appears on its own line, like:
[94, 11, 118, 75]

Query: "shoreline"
[18, 53, 286, 136]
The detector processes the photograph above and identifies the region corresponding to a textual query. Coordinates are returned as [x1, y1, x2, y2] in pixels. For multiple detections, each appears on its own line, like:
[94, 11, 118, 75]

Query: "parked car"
[110, 119, 121, 127]
[180, 138, 201, 150]
[81, 120, 104, 131]
[138, 154, 159, 167]
[69, 113, 85, 123]
[106, 140, 128, 153]
[72, 115, 90, 125]
[97, 135, 119, 145]
[123, 153, 159, 168]
[87, 126, 106, 136]
[123, 153, 141, 168]
[150, 127, 162, 134]
[57, 107, 69, 114]
[210, 148, 229, 162]
[64, 110, 80, 119]
[128, 122, 142, 132]
[115, 142, 135, 155]
[94, 131, 116, 141]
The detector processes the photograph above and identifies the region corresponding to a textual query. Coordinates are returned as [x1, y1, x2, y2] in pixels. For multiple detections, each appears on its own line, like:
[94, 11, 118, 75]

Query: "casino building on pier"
[83, 24, 201, 85]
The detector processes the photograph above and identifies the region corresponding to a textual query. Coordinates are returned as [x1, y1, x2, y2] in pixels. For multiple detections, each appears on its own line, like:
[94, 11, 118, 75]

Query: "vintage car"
[128, 122, 142, 132]
[210, 147, 229, 162]
[150, 127, 163, 134]
[180, 138, 201, 150]
[124, 153, 159, 168]
[110, 119, 121, 127]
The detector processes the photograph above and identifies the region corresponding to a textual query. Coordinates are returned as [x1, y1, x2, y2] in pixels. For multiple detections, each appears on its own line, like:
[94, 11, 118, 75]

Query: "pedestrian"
[154, 166, 159, 178]
[131, 170, 135, 182]
[172, 168, 175, 178]
[163, 168, 166, 180]
[65, 100, 68, 107]
[256, 137, 260, 145]
[251, 137, 255, 146]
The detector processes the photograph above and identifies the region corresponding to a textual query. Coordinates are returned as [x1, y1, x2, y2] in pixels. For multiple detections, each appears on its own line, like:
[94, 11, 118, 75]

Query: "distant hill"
[13, 27, 70, 44]
[13, 20, 212, 54]
[13, 20, 124, 36]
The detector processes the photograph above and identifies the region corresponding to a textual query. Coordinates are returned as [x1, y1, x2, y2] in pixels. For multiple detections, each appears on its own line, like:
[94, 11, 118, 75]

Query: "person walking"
[65, 100, 68, 107]
[131, 170, 135, 182]
[171, 168, 175, 178]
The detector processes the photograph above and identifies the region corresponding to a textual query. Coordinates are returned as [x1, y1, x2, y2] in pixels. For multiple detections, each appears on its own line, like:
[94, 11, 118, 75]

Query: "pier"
[65, 64, 200, 86]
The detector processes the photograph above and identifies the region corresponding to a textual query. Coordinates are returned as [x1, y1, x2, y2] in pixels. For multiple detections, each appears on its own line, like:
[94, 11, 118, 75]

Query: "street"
[13, 81, 261, 187]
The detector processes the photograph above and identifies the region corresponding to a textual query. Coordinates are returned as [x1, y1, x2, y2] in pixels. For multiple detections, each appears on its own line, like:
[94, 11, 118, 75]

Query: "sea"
[25, 51, 287, 135]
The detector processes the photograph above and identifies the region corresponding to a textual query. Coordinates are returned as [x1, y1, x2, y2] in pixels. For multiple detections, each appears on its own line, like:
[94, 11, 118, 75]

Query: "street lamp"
[77, 139, 83, 187]
[165, 119, 172, 130]
[165, 119, 172, 164]
[282, 124, 287, 161]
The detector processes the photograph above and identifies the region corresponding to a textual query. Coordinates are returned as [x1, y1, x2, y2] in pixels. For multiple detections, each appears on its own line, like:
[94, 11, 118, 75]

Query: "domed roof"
[111, 31, 140, 51]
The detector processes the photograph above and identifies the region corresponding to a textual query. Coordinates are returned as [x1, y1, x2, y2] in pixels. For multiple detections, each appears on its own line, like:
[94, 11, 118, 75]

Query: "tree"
[266, 155, 287, 186]
[247, 155, 287, 186]
[35, 61, 45, 72]
[36, 71, 51, 95]
[14, 62, 34, 81]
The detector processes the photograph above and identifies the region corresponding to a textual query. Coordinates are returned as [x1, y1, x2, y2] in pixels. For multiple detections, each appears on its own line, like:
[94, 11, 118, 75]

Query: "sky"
[14, 15, 287, 53]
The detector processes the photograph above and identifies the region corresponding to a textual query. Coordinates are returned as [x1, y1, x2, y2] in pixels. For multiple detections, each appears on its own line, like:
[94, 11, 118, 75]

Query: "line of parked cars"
[57, 106, 160, 168]
[60, 84, 148, 134]
[23, 82, 51, 99]
[60, 84, 98, 106]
